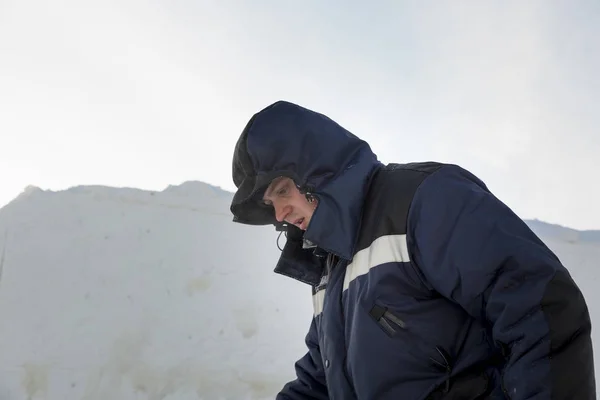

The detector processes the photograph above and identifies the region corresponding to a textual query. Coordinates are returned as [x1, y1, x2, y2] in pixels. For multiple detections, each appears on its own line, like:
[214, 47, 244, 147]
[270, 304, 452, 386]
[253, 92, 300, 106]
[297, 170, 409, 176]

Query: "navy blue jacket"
[230, 101, 595, 399]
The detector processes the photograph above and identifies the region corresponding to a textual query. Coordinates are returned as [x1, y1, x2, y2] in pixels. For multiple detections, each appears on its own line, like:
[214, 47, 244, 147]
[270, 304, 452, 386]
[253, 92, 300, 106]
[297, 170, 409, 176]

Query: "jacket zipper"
[326, 254, 359, 399]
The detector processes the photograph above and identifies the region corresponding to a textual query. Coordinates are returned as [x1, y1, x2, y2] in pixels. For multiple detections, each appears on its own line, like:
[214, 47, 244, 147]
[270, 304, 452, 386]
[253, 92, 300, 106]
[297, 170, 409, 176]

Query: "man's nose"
[275, 204, 291, 222]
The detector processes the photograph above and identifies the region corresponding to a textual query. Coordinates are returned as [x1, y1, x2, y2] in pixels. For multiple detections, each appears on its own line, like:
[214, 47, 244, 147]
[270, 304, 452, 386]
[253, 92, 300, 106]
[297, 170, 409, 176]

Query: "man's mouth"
[294, 217, 304, 227]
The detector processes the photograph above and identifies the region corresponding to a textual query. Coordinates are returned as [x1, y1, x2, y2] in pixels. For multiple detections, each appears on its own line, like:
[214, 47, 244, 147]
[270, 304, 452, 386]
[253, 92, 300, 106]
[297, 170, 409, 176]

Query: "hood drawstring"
[277, 229, 285, 251]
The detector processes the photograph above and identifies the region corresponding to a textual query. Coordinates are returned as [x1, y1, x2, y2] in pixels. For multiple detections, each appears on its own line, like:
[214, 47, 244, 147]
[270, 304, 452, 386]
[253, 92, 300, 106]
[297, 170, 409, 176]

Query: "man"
[229, 100, 595, 399]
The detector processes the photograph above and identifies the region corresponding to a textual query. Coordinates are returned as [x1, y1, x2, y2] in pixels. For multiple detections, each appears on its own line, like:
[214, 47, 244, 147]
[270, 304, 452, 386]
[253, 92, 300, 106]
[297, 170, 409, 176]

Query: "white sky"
[1, 0, 599, 230]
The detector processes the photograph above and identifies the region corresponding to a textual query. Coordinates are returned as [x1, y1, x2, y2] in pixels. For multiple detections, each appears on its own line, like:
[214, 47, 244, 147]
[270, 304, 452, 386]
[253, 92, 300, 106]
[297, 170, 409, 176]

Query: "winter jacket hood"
[230, 100, 382, 261]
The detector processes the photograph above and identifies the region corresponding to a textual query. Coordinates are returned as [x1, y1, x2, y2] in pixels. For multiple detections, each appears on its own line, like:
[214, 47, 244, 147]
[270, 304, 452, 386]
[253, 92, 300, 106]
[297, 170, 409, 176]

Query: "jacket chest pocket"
[369, 303, 452, 375]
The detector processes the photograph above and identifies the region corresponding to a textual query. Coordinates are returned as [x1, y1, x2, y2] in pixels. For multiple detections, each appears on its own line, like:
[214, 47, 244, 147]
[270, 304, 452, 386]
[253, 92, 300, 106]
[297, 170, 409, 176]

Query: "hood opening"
[230, 100, 381, 260]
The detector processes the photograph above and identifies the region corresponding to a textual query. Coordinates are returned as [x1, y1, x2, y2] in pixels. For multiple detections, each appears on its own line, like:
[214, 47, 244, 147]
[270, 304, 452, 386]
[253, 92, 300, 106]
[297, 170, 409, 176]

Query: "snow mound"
[0, 182, 310, 400]
[1, 181, 236, 222]
[0, 182, 598, 398]
[12, 185, 44, 201]
[525, 219, 600, 244]
[162, 181, 232, 200]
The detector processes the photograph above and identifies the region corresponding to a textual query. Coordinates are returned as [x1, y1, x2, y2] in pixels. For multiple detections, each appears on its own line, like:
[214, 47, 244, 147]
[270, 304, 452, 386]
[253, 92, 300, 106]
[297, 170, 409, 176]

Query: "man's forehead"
[263, 176, 289, 198]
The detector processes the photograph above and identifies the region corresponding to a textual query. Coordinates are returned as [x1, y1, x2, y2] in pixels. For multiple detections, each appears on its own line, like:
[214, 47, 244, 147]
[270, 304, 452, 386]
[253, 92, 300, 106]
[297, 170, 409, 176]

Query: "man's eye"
[276, 185, 288, 196]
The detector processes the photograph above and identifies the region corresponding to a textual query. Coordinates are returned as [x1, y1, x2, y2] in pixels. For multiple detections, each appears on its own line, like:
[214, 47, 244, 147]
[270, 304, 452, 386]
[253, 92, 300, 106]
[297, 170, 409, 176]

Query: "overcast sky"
[1, 0, 599, 230]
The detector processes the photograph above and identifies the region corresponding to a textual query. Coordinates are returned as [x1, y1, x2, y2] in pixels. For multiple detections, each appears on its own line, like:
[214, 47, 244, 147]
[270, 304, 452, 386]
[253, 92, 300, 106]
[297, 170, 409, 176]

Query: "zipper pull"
[443, 378, 450, 393]
[435, 346, 452, 371]
[434, 346, 452, 393]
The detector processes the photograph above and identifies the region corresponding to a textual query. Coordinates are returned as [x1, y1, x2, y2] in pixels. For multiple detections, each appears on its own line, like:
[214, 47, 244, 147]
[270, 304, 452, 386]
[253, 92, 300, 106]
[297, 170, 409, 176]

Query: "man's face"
[262, 177, 317, 231]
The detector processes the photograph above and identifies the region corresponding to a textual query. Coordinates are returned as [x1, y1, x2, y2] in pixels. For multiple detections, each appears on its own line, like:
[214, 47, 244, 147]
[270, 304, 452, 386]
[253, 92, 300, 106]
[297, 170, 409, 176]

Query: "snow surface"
[0, 183, 598, 399]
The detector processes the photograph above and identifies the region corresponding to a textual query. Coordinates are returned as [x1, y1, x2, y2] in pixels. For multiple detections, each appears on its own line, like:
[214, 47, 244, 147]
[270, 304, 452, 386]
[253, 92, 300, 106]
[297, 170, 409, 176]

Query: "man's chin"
[300, 218, 310, 231]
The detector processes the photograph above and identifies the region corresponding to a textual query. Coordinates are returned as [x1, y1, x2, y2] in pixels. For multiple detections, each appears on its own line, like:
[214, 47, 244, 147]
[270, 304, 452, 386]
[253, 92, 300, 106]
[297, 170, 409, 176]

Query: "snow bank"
[0, 183, 597, 399]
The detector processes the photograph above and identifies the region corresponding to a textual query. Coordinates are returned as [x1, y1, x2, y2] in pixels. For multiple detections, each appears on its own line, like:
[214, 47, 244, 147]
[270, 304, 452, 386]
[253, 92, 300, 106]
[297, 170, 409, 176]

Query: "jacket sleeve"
[277, 317, 329, 400]
[407, 164, 595, 399]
